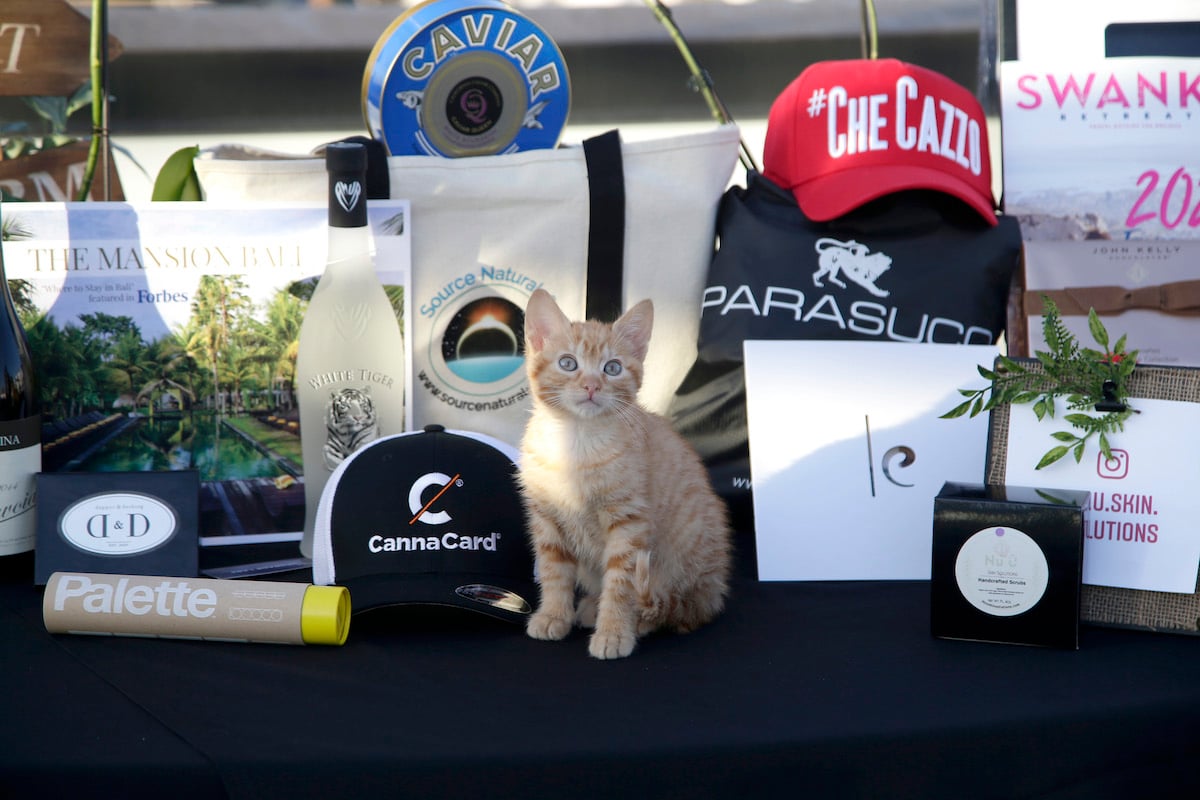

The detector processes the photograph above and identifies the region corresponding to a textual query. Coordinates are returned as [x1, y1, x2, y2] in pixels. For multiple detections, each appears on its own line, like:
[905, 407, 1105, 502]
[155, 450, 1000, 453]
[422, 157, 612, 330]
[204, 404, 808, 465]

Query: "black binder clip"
[1094, 379, 1126, 413]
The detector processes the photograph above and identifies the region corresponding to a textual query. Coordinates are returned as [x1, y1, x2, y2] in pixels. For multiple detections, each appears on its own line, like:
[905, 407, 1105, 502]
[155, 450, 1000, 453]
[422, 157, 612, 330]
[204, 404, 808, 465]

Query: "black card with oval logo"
[34, 471, 199, 585]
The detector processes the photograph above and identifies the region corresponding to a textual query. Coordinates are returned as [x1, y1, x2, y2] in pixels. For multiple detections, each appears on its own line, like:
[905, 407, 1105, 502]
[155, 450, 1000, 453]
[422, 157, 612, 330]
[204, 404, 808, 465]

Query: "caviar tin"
[362, 0, 571, 158]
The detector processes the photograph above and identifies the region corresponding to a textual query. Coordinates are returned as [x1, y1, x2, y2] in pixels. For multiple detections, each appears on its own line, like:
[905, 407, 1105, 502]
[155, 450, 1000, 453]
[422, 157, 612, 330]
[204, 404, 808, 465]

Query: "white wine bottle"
[0, 204, 41, 557]
[296, 142, 405, 557]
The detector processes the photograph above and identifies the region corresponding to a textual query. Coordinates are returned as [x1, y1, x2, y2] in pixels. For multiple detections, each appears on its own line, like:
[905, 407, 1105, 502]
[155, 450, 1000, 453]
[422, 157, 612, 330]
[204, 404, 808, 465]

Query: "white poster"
[999, 56, 1200, 240]
[1003, 398, 1200, 593]
[2, 201, 411, 545]
[745, 340, 998, 582]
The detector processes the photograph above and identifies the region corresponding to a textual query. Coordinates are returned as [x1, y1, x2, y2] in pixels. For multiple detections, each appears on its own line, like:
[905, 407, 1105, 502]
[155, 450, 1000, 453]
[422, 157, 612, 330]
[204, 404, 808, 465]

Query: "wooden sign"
[0, 0, 123, 97]
[0, 141, 124, 202]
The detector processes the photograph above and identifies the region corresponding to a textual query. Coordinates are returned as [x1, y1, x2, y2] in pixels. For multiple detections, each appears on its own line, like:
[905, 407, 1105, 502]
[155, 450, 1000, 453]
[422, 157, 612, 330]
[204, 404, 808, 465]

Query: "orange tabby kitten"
[519, 289, 732, 659]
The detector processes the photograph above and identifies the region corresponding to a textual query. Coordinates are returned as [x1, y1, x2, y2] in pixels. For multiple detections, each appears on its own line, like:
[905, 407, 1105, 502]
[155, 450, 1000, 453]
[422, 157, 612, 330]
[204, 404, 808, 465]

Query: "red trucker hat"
[763, 59, 997, 226]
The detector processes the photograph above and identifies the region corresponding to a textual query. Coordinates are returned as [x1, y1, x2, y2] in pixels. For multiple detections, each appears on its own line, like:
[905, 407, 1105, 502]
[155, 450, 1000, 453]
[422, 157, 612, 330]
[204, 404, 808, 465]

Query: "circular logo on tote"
[440, 296, 526, 384]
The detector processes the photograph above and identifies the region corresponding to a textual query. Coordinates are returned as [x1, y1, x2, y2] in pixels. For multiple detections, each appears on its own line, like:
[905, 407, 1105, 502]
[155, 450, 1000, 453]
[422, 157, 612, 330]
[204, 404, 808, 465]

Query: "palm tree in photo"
[106, 328, 148, 410]
[184, 275, 253, 415]
[2, 217, 38, 326]
[174, 316, 213, 411]
[78, 312, 140, 360]
[263, 287, 305, 411]
[135, 337, 195, 417]
[29, 322, 104, 419]
[218, 338, 269, 415]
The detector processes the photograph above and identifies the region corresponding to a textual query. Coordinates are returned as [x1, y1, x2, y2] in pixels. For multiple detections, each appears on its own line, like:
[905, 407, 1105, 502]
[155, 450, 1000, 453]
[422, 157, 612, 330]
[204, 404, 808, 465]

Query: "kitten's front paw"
[588, 627, 636, 659]
[576, 595, 598, 629]
[526, 610, 572, 641]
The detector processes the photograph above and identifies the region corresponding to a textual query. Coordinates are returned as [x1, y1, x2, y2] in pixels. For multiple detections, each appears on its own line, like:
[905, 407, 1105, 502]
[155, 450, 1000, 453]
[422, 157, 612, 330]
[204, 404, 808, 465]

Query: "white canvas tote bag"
[194, 125, 741, 446]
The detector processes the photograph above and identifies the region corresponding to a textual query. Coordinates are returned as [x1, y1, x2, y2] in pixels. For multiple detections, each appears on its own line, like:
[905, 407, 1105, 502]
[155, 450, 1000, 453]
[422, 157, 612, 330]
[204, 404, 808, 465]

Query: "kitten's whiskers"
[611, 396, 649, 437]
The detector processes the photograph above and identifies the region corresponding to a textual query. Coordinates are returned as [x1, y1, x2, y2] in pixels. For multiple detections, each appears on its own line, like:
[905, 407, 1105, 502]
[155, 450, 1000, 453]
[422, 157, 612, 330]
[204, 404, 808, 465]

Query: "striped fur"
[519, 289, 732, 659]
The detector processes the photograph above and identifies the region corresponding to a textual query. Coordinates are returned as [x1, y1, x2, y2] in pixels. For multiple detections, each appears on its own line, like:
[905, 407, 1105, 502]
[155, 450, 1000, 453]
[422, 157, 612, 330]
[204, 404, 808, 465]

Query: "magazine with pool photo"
[1, 200, 411, 548]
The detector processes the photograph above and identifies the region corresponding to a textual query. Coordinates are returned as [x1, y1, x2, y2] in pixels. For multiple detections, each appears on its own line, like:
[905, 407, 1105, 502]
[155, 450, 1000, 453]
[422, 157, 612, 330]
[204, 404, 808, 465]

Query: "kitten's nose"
[583, 380, 600, 399]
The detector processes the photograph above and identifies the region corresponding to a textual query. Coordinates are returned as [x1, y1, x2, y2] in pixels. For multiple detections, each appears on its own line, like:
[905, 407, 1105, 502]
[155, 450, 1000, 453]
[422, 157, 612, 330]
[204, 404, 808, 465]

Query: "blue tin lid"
[362, 0, 571, 157]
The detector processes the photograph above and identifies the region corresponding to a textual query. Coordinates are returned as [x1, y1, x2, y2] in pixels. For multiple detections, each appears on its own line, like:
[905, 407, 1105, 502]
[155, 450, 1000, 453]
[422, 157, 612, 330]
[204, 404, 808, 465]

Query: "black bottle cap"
[326, 141, 367, 175]
[326, 142, 368, 228]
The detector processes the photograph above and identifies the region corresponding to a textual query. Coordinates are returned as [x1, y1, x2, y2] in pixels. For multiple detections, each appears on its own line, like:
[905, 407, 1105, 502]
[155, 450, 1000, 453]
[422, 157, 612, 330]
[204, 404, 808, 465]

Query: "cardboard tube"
[43, 572, 350, 646]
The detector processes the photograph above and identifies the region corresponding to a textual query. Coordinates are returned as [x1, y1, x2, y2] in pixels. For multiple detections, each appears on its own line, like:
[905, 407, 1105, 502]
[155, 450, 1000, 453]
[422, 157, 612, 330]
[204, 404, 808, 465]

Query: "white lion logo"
[813, 237, 892, 298]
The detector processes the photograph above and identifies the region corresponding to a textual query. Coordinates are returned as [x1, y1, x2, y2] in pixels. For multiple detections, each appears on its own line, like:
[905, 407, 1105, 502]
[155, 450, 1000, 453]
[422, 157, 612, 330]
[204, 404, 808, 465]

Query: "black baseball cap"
[312, 425, 536, 623]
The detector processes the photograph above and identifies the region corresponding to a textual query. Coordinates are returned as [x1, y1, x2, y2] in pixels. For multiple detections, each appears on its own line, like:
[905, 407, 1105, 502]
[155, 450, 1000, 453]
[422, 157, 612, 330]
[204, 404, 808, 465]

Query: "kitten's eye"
[558, 355, 578, 372]
[603, 360, 622, 376]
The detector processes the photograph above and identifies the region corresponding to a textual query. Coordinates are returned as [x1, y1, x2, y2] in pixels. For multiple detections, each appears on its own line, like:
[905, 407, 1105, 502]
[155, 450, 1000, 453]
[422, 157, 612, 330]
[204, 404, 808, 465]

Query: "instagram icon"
[1097, 449, 1129, 480]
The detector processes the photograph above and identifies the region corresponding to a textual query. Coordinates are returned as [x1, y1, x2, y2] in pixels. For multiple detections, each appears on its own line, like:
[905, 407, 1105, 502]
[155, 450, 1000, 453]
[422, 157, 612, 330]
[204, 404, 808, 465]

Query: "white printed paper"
[1003, 398, 1200, 593]
[1, 201, 411, 545]
[1000, 57, 1200, 240]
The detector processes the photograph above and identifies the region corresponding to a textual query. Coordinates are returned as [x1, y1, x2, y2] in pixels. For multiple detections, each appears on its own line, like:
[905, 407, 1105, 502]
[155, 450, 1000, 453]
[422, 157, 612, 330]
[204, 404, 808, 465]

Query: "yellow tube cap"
[301, 585, 351, 645]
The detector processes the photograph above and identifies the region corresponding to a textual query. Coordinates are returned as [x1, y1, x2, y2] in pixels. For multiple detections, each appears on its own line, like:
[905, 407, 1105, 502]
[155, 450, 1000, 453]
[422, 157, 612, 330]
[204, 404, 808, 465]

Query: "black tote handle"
[350, 131, 625, 320]
[582, 130, 626, 322]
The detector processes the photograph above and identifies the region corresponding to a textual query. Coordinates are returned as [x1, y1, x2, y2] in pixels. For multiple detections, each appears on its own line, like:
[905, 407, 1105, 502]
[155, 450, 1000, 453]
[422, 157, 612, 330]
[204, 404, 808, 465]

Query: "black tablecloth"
[3, 548, 1199, 800]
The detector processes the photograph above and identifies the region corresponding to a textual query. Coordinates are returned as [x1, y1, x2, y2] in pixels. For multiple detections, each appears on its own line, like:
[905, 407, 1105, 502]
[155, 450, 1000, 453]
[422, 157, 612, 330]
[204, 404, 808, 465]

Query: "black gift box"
[932, 482, 1088, 649]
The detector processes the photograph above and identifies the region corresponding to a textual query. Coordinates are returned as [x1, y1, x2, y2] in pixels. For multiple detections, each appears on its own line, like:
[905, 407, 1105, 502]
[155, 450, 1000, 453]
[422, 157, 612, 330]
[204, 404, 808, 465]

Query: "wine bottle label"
[0, 413, 39, 452]
[0, 415, 41, 556]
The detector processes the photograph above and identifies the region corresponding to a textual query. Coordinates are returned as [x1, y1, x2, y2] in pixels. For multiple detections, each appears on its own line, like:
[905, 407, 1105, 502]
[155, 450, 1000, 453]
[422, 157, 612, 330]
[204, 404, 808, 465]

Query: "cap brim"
[794, 164, 998, 226]
[342, 571, 538, 625]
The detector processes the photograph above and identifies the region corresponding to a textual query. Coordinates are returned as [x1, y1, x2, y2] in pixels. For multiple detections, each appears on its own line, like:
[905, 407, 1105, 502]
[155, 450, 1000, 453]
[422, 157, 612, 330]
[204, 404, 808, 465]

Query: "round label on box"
[954, 526, 1049, 617]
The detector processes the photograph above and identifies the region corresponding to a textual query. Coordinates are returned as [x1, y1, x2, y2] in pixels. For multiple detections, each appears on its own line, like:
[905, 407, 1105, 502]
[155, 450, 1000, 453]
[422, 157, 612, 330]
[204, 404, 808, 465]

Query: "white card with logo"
[1003, 398, 1200, 593]
[745, 340, 998, 581]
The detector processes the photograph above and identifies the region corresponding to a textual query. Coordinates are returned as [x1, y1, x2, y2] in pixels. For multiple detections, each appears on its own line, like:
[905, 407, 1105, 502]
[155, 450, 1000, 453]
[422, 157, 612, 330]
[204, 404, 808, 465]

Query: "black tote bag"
[669, 172, 1021, 574]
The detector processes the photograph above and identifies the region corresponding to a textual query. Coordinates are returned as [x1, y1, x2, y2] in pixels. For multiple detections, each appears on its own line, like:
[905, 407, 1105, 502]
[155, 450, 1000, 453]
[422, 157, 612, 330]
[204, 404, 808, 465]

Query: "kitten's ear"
[615, 299, 653, 363]
[524, 288, 571, 352]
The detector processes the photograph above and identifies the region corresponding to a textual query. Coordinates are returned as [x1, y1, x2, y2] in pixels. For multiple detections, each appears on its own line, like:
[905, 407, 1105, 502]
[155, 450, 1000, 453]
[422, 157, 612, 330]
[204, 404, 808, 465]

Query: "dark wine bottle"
[0, 204, 41, 556]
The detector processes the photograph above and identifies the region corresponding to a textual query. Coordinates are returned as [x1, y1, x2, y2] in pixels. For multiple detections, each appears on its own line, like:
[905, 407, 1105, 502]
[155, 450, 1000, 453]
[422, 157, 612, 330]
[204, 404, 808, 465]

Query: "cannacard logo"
[409, 471, 462, 526]
[367, 469, 501, 554]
